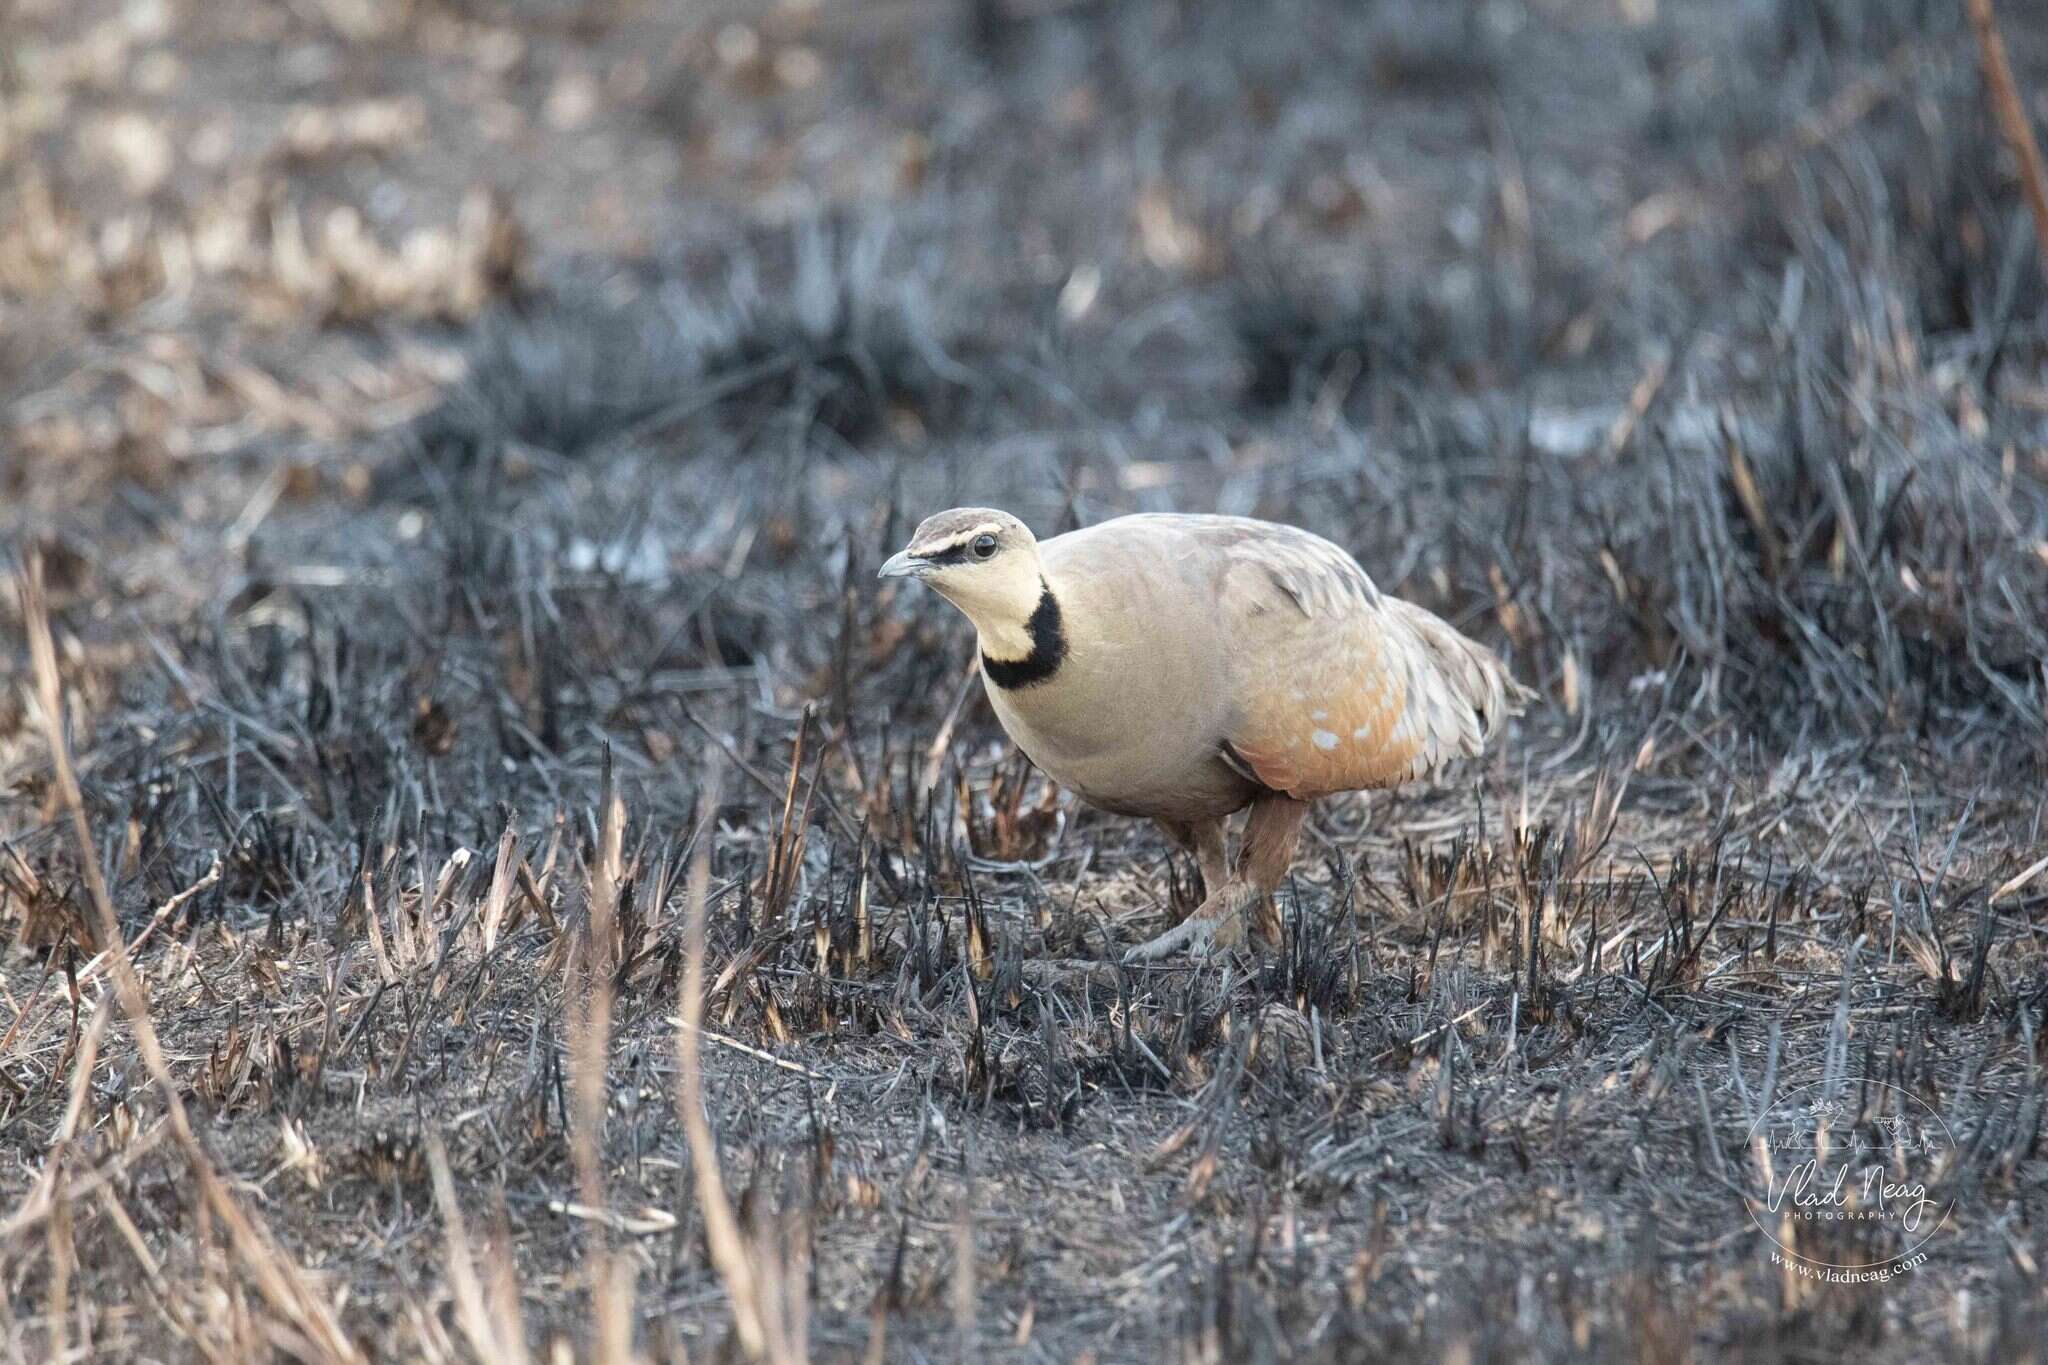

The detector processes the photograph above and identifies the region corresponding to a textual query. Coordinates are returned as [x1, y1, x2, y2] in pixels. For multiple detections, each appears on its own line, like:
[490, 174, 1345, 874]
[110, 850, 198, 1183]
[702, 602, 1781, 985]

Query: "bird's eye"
[971, 534, 998, 560]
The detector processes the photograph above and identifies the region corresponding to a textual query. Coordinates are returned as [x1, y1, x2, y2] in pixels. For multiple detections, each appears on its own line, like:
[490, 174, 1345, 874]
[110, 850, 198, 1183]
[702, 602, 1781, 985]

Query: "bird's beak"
[877, 549, 933, 580]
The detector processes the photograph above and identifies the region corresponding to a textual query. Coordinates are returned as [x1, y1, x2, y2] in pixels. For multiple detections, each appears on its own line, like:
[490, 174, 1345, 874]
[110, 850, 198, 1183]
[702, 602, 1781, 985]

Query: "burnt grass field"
[6, 0, 2048, 1359]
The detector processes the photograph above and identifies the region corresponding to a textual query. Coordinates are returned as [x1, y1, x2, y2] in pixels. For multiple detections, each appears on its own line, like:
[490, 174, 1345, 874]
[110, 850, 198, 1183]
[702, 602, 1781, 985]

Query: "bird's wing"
[1202, 522, 1527, 797]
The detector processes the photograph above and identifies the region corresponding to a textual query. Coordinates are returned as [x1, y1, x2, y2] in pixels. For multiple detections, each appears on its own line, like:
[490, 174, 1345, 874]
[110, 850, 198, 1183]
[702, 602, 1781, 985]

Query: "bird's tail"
[1385, 599, 1536, 756]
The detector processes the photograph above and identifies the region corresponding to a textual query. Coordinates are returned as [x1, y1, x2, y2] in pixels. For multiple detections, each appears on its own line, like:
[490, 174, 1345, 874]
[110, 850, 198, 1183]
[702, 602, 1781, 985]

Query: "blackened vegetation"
[1231, 275, 1447, 410]
[1229, 260, 1571, 409]
[4, 0, 2048, 1362]
[397, 221, 975, 487]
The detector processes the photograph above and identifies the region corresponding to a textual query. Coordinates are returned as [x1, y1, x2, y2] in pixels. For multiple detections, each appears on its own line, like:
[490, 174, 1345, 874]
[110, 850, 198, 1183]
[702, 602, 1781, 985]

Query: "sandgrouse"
[880, 508, 1533, 960]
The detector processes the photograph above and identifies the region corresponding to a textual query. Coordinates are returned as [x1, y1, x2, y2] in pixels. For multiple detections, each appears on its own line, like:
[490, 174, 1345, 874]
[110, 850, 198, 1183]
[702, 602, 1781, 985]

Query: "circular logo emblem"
[1743, 1080, 1955, 1277]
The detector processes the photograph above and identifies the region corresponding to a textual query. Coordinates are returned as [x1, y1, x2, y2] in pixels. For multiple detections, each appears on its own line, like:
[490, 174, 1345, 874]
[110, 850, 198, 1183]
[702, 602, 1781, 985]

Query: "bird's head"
[878, 507, 1044, 638]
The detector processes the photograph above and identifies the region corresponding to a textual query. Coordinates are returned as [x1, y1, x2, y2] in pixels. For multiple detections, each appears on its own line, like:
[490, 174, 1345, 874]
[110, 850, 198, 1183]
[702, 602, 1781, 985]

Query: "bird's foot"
[1123, 914, 1219, 962]
[1123, 885, 1251, 963]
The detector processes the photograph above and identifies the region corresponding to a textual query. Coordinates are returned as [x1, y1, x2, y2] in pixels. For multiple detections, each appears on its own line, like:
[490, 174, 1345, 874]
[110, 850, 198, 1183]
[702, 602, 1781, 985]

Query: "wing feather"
[1045, 513, 1532, 798]
[1206, 526, 1529, 797]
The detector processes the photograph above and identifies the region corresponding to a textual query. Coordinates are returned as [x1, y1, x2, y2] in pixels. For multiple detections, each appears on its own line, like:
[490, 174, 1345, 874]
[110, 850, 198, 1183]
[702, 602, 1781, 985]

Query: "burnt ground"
[4, 0, 2048, 1359]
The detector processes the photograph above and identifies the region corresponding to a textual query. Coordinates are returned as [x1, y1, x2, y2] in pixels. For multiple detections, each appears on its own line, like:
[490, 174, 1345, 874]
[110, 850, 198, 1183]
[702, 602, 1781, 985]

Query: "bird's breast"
[980, 641, 1248, 818]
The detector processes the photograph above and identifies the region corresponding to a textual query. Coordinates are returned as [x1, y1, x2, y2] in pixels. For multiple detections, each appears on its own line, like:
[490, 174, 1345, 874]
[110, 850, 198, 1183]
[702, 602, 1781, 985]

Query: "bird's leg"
[1155, 819, 1198, 907]
[1127, 799, 1306, 962]
[1157, 817, 1232, 907]
[1235, 794, 1310, 945]
[1191, 818, 1231, 903]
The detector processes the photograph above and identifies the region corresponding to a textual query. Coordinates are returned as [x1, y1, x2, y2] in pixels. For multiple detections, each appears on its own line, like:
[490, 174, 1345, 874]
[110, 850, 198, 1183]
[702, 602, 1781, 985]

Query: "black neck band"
[981, 582, 1067, 689]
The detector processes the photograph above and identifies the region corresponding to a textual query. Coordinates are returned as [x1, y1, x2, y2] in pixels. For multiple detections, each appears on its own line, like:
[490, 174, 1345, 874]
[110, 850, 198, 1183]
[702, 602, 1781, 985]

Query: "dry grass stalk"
[46, 1146, 71, 1363]
[19, 556, 364, 1365]
[568, 758, 632, 1359]
[760, 704, 818, 926]
[675, 778, 809, 1363]
[1965, 0, 2048, 276]
[1721, 416, 1781, 585]
[90, 1183, 200, 1351]
[426, 1130, 532, 1365]
[73, 855, 221, 987]
[480, 825, 522, 953]
[33, 993, 113, 1362]
[1990, 850, 2048, 904]
[952, 1161, 978, 1359]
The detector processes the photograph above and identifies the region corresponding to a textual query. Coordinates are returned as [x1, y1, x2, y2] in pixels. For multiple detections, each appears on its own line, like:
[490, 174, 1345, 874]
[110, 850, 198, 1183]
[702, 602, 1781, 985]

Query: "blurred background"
[5, 0, 2040, 525]
[4, 0, 2048, 1360]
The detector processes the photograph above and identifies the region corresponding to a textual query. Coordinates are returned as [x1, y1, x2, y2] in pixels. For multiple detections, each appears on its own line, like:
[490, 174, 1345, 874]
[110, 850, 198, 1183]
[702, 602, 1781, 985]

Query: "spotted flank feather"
[1205, 525, 1531, 798]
